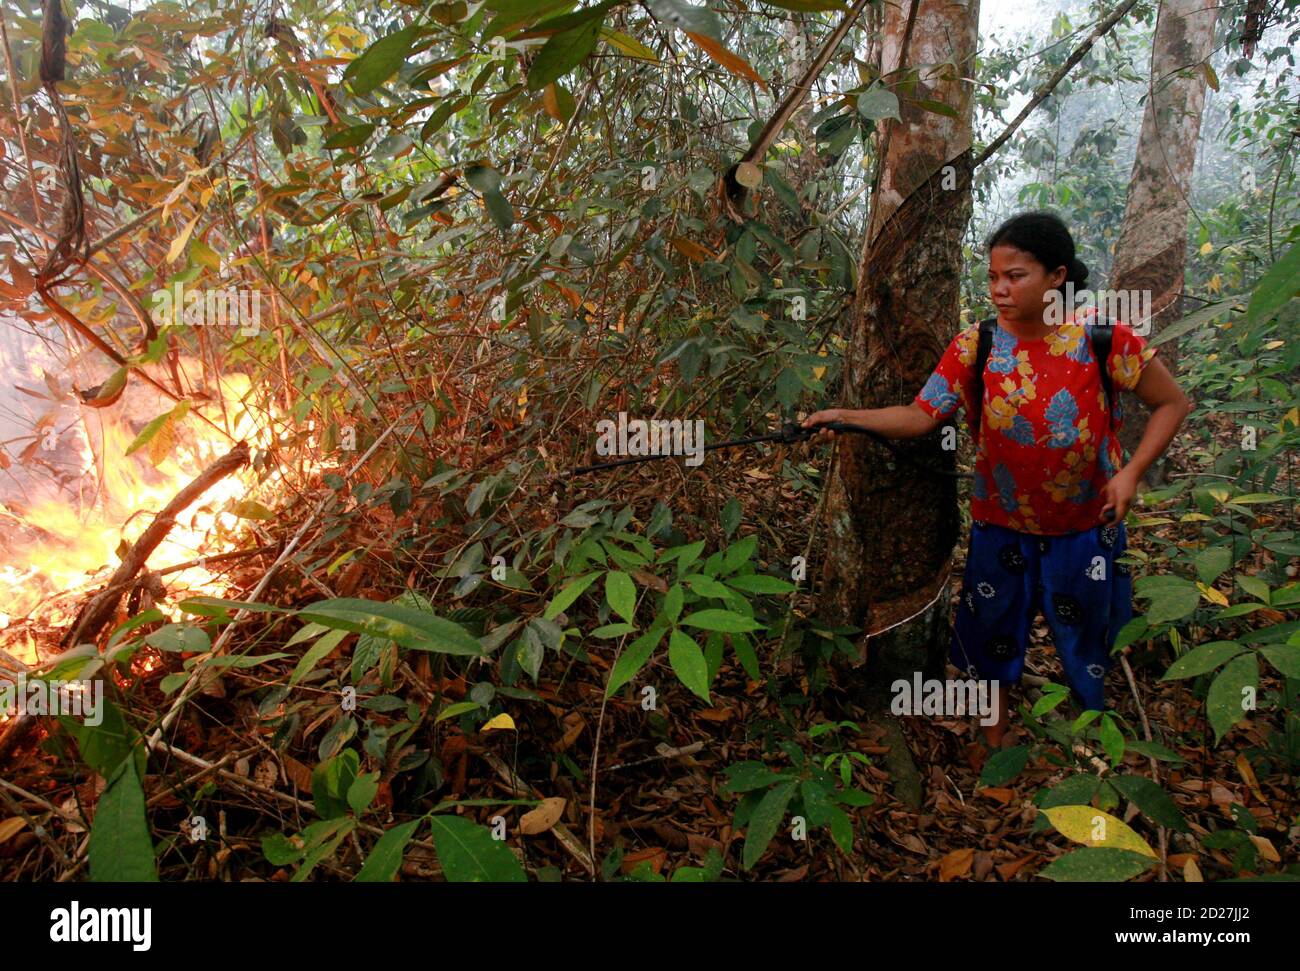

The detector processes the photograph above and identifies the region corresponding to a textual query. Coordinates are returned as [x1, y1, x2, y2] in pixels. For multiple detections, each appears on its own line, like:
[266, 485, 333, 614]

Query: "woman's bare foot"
[978, 683, 1011, 748]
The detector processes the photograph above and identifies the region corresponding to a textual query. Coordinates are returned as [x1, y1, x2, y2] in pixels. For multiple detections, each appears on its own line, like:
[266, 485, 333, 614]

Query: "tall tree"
[1110, 0, 1219, 475]
[820, 0, 979, 690]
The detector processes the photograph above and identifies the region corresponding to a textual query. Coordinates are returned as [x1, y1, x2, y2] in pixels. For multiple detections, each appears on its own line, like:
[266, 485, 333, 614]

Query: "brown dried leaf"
[0, 817, 28, 844]
[995, 854, 1035, 881]
[1248, 834, 1280, 863]
[520, 796, 567, 835]
[619, 846, 666, 874]
[938, 847, 973, 881]
[683, 32, 768, 91]
[283, 756, 313, 792]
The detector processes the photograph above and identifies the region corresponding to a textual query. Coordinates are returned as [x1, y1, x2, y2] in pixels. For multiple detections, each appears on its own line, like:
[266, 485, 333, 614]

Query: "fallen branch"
[76, 542, 279, 609]
[144, 416, 405, 754]
[62, 441, 250, 647]
[480, 749, 594, 876]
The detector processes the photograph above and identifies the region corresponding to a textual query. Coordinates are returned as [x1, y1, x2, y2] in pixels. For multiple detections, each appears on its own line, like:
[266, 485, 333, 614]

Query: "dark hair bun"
[986, 211, 1085, 296]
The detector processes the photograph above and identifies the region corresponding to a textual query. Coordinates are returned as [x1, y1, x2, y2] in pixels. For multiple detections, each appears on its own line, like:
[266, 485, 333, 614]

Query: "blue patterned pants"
[950, 520, 1133, 711]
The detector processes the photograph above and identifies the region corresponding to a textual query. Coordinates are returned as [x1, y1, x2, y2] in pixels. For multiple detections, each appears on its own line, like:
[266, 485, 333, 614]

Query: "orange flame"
[1, 363, 291, 667]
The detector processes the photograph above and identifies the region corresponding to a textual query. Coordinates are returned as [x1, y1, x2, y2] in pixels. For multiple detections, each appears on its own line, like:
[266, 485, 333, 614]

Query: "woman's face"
[988, 244, 1068, 325]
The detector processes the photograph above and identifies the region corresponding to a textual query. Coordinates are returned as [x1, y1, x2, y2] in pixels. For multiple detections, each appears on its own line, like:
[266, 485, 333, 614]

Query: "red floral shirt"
[913, 310, 1156, 535]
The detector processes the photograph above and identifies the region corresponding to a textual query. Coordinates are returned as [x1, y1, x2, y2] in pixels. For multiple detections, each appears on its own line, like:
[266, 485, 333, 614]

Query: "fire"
[0, 356, 289, 668]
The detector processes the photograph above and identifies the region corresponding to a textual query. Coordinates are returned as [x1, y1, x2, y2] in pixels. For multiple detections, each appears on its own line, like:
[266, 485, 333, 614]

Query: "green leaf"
[178, 596, 290, 618]
[600, 27, 658, 61]
[668, 628, 709, 702]
[143, 624, 210, 653]
[605, 570, 636, 623]
[742, 778, 797, 870]
[680, 609, 761, 632]
[483, 0, 572, 37]
[685, 573, 733, 599]
[544, 571, 601, 620]
[89, 756, 158, 882]
[1138, 578, 1201, 626]
[290, 628, 349, 685]
[435, 700, 482, 723]
[1108, 775, 1188, 832]
[1246, 240, 1300, 325]
[292, 818, 354, 881]
[1149, 299, 1233, 347]
[1215, 603, 1264, 619]
[724, 574, 796, 594]
[1161, 640, 1245, 680]
[1206, 652, 1258, 743]
[1124, 739, 1186, 763]
[427, 815, 527, 882]
[483, 188, 515, 232]
[313, 749, 359, 819]
[591, 622, 635, 638]
[1032, 774, 1104, 831]
[1112, 615, 1148, 650]
[322, 123, 376, 150]
[1259, 643, 1300, 679]
[1193, 546, 1232, 585]
[355, 819, 421, 882]
[720, 533, 758, 574]
[978, 744, 1029, 787]
[605, 628, 664, 697]
[347, 771, 380, 814]
[1038, 847, 1156, 882]
[645, 0, 722, 38]
[913, 98, 959, 118]
[123, 402, 188, 457]
[1031, 689, 1069, 717]
[59, 700, 139, 781]
[297, 598, 482, 656]
[723, 761, 785, 793]
[663, 583, 684, 622]
[527, 17, 602, 91]
[731, 632, 760, 680]
[857, 86, 900, 121]
[1099, 713, 1125, 765]
[1237, 574, 1271, 604]
[344, 25, 419, 95]
[262, 832, 304, 866]
[828, 806, 854, 854]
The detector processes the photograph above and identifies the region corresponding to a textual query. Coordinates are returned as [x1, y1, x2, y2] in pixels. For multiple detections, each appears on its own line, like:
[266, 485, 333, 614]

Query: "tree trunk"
[821, 0, 979, 694]
[1110, 0, 1219, 478]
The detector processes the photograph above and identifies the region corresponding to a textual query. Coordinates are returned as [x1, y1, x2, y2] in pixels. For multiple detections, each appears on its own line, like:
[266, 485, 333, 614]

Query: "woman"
[803, 211, 1191, 746]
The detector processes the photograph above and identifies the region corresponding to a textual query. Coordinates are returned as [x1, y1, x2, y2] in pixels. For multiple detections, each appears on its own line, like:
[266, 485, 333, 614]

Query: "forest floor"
[1, 422, 1295, 881]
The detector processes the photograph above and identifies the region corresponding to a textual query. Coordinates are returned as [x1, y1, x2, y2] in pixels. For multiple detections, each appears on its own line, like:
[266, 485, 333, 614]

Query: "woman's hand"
[1100, 467, 1139, 524]
[801, 408, 849, 445]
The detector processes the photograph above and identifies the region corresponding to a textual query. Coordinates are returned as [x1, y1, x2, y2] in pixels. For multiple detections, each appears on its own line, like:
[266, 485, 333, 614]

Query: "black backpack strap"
[971, 317, 996, 435]
[1086, 320, 1116, 429]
